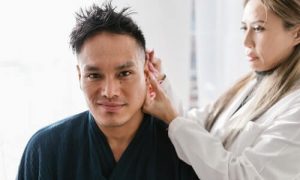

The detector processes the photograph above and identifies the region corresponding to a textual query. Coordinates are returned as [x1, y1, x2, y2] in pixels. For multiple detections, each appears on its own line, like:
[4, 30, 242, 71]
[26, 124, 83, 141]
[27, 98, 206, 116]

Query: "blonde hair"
[205, 0, 300, 149]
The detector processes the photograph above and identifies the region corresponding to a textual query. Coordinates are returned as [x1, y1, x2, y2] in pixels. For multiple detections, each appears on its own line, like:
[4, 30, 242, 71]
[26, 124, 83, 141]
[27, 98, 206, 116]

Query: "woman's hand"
[143, 72, 178, 124]
[143, 51, 179, 124]
[146, 50, 165, 82]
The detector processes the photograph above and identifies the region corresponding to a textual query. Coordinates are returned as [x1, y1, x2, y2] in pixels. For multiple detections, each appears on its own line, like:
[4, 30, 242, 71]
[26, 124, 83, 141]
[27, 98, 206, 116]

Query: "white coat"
[167, 79, 300, 180]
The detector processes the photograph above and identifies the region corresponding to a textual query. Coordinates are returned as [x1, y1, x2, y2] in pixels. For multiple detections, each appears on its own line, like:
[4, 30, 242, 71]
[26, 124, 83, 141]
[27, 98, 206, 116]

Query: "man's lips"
[97, 102, 126, 112]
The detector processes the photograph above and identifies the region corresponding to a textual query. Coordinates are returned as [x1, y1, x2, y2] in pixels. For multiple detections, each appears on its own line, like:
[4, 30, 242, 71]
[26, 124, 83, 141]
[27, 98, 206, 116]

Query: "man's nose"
[101, 79, 120, 99]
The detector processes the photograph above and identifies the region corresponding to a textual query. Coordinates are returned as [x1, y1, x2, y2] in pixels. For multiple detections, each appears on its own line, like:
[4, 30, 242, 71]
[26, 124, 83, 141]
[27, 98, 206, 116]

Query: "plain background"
[0, 0, 248, 179]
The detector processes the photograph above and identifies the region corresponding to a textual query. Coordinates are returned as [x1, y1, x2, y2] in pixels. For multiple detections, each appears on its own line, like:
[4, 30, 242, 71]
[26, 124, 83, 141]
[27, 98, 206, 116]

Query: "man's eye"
[87, 73, 101, 79]
[119, 71, 131, 77]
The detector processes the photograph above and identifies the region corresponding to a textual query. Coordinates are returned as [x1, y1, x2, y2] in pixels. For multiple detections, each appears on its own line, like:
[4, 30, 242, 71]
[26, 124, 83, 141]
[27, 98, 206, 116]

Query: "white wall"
[0, 0, 249, 179]
[195, 0, 248, 106]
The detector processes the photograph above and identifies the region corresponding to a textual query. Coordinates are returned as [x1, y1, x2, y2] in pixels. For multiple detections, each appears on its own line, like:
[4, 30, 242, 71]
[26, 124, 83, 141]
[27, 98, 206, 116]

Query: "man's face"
[77, 32, 147, 129]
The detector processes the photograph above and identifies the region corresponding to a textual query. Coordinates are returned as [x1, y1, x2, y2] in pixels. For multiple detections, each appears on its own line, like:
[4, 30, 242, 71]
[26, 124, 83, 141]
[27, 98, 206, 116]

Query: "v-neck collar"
[88, 112, 152, 179]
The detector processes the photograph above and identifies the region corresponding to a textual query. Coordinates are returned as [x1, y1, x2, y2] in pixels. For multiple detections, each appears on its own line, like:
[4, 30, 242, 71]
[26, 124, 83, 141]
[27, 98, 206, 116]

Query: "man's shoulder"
[151, 116, 169, 131]
[149, 115, 172, 143]
[18, 111, 92, 179]
[146, 115, 199, 179]
[27, 111, 90, 149]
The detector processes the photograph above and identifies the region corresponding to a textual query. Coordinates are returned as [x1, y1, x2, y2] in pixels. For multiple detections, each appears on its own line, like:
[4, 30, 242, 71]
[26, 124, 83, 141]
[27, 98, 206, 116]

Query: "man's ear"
[144, 56, 149, 79]
[76, 65, 82, 89]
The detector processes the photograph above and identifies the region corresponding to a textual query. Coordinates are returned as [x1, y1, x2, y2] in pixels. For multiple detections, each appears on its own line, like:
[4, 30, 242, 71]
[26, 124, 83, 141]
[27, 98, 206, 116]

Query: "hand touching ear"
[143, 72, 178, 124]
[146, 50, 166, 82]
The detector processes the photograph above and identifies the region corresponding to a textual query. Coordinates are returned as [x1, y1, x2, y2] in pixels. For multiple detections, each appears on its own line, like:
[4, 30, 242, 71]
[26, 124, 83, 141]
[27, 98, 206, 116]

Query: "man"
[17, 3, 198, 180]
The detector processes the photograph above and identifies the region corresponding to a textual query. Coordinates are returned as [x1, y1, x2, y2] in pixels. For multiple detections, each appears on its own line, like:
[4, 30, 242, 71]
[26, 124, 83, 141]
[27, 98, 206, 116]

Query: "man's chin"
[93, 113, 125, 126]
[97, 119, 128, 129]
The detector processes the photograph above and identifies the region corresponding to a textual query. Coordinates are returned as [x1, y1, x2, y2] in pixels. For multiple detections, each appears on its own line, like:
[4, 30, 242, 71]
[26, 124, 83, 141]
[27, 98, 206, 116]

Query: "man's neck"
[100, 112, 144, 162]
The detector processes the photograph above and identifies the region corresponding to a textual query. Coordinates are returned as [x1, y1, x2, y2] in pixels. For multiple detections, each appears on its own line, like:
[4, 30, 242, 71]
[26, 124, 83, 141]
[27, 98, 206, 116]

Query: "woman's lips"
[247, 53, 259, 62]
[248, 56, 258, 61]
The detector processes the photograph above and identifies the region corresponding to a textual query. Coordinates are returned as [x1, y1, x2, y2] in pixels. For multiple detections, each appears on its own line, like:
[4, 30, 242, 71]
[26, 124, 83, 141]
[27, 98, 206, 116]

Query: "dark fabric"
[17, 111, 199, 180]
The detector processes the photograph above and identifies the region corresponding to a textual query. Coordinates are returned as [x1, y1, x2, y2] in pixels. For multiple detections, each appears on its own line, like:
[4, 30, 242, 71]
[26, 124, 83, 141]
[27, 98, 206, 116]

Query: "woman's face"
[241, 0, 298, 72]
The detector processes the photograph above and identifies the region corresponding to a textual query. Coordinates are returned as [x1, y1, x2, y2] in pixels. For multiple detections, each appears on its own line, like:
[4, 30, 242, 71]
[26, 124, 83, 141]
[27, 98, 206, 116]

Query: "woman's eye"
[119, 71, 131, 77]
[240, 26, 247, 31]
[253, 25, 265, 32]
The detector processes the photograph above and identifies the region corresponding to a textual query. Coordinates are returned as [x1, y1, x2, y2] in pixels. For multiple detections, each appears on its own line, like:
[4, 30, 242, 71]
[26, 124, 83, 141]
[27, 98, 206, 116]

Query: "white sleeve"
[168, 101, 300, 180]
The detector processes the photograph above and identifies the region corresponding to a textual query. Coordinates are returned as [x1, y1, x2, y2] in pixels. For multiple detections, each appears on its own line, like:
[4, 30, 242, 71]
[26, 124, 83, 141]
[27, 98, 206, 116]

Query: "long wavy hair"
[205, 0, 300, 149]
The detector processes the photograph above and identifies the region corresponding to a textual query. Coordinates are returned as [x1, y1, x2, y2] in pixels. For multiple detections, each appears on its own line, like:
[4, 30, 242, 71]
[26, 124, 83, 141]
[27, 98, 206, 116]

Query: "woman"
[143, 0, 300, 179]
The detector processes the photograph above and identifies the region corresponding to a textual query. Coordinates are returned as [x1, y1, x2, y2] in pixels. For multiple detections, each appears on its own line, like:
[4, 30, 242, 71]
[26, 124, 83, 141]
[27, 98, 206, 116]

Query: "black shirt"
[17, 111, 199, 180]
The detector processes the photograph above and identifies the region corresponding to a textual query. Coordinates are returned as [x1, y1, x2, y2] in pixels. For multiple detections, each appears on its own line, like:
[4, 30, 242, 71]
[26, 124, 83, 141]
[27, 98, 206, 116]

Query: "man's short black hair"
[70, 2, 146, 54]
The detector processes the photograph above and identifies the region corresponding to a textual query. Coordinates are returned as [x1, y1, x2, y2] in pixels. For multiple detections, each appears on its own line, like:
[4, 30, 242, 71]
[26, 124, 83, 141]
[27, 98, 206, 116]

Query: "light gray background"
[0, 0, 248, 179]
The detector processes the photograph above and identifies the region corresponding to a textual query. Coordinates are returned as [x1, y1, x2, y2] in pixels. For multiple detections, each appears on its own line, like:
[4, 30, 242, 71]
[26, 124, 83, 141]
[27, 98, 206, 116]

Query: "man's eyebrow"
[115, 61, 135, 70]
[83, 65, 100, 72]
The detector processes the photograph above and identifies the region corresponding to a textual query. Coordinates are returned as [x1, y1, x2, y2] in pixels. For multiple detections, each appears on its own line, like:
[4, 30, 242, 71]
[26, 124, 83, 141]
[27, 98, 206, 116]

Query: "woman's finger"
[148, 72, 164, 97]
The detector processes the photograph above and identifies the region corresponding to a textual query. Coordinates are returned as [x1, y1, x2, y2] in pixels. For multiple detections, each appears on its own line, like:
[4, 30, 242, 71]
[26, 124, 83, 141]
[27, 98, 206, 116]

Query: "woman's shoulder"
[278, 86, 300, 107]
[258, 86, 300, 126]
